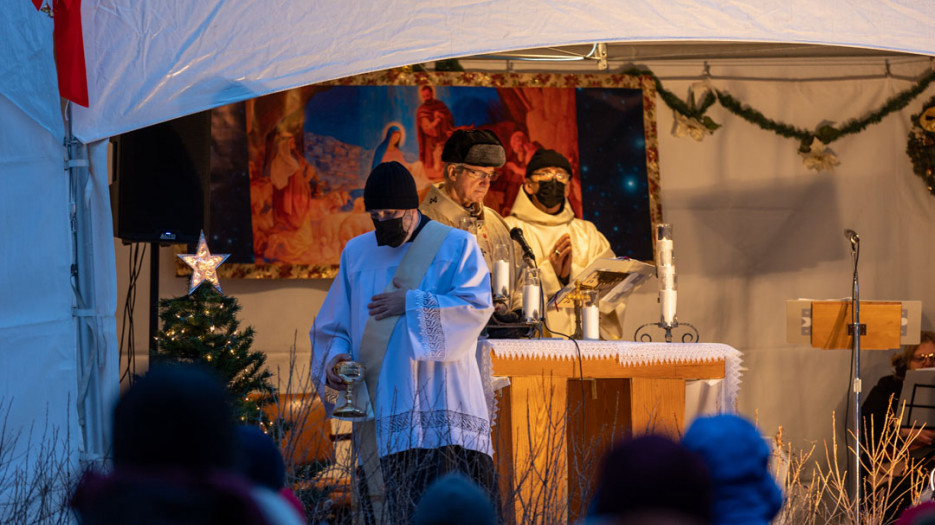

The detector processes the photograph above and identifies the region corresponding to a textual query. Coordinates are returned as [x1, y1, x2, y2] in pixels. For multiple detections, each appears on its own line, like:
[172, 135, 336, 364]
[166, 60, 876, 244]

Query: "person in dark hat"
[588, 434, 713, 525]
[420, 129, 526, 317]
[69, 364, 304, 525]
[310, 161, 497, 524]
[504, 148, 626, 339]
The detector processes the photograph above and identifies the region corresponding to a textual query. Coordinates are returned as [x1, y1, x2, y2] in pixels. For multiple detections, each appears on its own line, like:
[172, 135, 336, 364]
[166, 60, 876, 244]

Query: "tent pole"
[66, 101, 108, 461]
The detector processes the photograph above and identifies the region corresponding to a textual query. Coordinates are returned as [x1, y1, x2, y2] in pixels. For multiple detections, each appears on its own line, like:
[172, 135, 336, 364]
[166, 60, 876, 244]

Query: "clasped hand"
[549, 234, 573, 283]
[368, 278, 409, 320]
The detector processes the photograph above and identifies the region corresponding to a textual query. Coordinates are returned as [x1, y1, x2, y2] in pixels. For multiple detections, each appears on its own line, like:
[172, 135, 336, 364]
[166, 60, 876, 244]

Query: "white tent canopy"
[1, 0, 935, 515]
[68, 0, 935, 142]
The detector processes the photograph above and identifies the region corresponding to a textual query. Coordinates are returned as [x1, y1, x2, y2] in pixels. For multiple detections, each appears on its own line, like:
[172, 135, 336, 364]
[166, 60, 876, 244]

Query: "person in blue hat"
[681, 414, 784, 525]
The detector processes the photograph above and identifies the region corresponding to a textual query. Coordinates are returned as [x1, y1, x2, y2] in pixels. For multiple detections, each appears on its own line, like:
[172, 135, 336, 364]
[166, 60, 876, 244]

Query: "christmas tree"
[155, 282, 276, 427]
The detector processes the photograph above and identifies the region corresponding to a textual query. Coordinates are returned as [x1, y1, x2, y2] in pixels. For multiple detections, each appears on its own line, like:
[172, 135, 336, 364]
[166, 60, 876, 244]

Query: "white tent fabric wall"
[0, 97, 118, 467]
[0, 91, 83, 470]
[0, 1, 118, 491]
[0, 2, 62, 137]
[73, 0, 935, 142]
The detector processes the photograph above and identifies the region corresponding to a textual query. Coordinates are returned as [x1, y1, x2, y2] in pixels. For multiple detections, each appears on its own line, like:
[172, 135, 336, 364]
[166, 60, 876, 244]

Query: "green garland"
[907, 95, 935, 195]
[627, 67, 935, 153]
[632, 68, 720, 132]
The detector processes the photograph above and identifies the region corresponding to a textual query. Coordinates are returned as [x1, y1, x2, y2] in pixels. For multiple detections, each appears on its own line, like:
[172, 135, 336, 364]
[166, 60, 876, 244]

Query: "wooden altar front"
[484, 340, 741, 524]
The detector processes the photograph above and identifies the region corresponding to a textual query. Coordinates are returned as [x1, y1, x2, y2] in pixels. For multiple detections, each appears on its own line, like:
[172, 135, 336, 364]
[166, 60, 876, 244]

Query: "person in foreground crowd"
[586, 434, 713, 525]
[896, 500, 935, 524]
[412, 472, 497, 525]
[310, 161, 496, 523]
[419, 128, 526, 327]
[504, 148, 625, 339]
[862, 331, 935, 520]
[69, 364, 304, 525]
[681, 414, 783, 525]
[235, 425, 306, 519]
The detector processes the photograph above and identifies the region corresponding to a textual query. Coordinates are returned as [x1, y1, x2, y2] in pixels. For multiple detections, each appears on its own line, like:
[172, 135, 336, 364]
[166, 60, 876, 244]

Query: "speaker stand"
[148, 242, 160, 365]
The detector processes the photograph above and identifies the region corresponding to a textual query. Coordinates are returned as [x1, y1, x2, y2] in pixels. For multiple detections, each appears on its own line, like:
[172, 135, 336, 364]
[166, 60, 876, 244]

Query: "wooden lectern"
[786, 299, 921, 348]
[810, 301, 902, 350]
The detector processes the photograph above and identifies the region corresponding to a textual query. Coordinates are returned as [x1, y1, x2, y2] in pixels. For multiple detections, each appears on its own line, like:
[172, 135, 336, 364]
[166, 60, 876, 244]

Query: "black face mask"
[372, 216, 409, 247]
[534, 180, 565, 209]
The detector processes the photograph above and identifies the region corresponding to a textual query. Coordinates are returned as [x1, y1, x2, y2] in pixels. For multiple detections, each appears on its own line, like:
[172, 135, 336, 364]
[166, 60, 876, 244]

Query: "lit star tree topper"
[178, 231, 230, 294]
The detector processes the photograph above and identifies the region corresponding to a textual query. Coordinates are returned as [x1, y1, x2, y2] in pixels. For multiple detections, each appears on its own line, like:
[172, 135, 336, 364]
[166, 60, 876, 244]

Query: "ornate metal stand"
[634, 320, 700, 343]
[562, 281, 592, 339]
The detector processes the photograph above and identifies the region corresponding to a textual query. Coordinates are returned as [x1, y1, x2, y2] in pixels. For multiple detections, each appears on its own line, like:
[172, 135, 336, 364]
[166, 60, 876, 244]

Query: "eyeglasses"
[911, 353, 935, 364]
[458, 166, 499, 181]
[529, 168, 571, 183]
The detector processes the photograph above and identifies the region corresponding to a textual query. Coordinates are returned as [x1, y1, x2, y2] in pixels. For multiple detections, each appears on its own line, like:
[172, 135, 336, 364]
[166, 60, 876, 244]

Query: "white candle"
[582, 304, 600, 339]
[657, 238, 674, 266]
[658, 265, 676, 291]
[660, 289, 677, 325]
[492, 259, 510, 297]
[523, 284, 540, 321]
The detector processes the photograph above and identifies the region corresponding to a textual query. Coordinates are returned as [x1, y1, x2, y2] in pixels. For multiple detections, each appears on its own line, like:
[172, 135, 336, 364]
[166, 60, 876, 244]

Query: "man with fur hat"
[420, 129, 526, 316]
[310, 161, 497, 523]
[504, 148, 626, 339]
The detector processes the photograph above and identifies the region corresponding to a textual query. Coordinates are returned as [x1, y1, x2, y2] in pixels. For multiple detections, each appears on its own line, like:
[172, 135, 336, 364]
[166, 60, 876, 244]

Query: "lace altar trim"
[482, 339, 743, 411]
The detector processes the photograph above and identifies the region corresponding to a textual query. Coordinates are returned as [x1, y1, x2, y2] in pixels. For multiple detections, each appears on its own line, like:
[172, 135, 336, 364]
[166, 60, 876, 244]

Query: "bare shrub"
[774, 404, 930, 525]
[0, 400, 78, 525]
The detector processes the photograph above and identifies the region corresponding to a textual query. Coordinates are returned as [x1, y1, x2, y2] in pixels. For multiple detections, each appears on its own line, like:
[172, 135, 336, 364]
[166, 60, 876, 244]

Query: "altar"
[481, 339, 743, 524]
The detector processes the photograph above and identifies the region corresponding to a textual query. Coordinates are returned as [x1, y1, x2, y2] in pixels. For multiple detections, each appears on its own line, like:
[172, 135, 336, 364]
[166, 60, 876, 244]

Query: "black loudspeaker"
[111, 111, 211, 244]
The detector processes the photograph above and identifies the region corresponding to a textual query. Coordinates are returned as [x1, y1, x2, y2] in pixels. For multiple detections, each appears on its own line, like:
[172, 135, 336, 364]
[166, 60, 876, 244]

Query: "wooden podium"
[786, 299, 920, 349]
[486, 340, 739, 524]
[810, 300, 902, 350]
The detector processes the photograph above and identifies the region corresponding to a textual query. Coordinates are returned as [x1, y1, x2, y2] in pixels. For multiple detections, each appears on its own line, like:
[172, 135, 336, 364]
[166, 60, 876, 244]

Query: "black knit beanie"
[525, 148, 572, 178]
[441, 129, 506, 167]
[364, 161, 419, 210]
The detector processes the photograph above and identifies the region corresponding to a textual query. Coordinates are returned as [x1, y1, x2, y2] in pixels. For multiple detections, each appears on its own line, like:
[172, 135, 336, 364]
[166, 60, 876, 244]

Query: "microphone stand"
[848, 233, 862, 522]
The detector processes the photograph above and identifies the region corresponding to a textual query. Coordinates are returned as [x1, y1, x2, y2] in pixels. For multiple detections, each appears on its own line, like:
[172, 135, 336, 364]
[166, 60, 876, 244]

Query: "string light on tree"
[154, 276, 276, 427]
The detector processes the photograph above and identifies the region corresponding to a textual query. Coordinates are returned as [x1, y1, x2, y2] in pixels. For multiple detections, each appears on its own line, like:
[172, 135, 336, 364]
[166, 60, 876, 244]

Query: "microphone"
[509, 227, 537, 265]
[844, 229, 860, 246]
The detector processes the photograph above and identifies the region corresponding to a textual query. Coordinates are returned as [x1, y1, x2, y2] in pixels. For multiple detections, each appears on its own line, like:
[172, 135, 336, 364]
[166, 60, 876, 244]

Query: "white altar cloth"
[480, 339, 743, 420]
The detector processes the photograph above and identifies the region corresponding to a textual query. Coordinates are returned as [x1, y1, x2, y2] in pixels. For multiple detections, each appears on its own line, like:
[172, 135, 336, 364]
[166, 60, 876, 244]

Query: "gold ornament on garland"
[919, 106, 935, 133]
[178, 231, 230, 294]
[907, 96, 935, 196]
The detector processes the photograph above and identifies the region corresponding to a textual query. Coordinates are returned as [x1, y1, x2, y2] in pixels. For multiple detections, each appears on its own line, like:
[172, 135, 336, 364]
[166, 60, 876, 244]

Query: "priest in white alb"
[310, 161, 496, 524]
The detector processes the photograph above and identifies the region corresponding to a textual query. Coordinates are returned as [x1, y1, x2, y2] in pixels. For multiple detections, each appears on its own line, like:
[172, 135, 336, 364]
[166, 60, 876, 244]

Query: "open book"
[547, 257, 655, 314]
[900, 368, 935, 430]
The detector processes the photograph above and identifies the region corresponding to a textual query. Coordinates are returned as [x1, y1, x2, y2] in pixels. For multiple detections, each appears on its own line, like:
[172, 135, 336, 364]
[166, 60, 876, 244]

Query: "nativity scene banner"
[188, 70, 661, 279]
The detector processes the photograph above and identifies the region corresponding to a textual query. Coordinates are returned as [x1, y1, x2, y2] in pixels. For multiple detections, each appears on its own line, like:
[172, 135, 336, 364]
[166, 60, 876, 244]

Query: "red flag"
[32, 0, 43, 9]
[52, 0, 89, 107]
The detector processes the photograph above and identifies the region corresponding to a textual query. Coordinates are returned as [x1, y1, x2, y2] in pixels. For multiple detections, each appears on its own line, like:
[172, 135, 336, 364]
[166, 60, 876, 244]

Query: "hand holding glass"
[332, 360, 367, 418]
